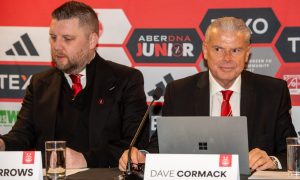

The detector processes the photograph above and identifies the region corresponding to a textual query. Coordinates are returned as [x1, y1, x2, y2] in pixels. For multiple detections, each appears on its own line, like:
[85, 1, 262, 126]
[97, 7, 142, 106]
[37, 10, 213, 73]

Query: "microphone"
[124, 87, 163, 179]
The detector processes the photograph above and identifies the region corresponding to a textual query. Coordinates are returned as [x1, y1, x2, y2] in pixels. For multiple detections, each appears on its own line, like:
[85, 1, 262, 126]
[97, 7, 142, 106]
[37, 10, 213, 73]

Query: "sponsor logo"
[276, 27, 300, 63]
[219, 154, 232, 167]
[22, 151, 35, 164]
[0, 110, 18, 126]
[200, 8, 280, 43]
[127, 29, 202, 63]
[246, 47, 280, 77]
[283, 75, 300, 95]
[147, 73, 174, 97]
[150, 116, 158, 132]
[0, 27, 51, 61]
[5, 33, 39, 56]
[198, 142, 208, 150]
[137, 66, 198, 102]
[0, 65, 50, 99]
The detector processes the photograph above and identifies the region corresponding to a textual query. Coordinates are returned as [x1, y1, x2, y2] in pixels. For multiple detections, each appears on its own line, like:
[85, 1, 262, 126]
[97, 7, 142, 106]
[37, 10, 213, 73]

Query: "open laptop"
[157, 116, 250, 175]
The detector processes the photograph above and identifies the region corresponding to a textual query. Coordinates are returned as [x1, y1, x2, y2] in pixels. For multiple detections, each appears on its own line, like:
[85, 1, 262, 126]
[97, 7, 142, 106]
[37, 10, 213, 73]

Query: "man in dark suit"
[119, 17, 297, 171]
[0, 1, 148, 169]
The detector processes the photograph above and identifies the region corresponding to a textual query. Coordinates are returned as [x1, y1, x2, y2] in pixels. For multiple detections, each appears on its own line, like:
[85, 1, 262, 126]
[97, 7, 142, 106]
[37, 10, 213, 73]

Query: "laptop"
[157, 116, 250, 175]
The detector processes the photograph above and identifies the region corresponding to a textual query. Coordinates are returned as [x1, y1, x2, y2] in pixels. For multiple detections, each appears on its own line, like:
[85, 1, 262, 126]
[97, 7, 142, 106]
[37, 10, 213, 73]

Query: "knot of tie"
[221, 90, 233, 101]
[69, 74, 82, 97]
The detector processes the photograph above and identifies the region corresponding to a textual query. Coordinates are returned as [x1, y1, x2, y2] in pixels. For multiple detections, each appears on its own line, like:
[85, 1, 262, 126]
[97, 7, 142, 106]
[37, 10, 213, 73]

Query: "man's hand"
[249, 148, 276, 171]
[119, 147, 146, 172]
[66, 147, 87, 169]
[0, 139, 5, 151]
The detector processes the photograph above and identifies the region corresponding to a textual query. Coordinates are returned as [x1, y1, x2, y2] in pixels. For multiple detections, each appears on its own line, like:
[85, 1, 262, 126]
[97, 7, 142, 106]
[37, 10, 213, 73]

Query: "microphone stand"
[124, 87, 162, 180]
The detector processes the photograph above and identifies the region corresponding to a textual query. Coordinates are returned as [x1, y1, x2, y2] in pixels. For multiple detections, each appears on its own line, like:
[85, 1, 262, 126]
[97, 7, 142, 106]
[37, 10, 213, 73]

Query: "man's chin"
[55, 64, 69, 72]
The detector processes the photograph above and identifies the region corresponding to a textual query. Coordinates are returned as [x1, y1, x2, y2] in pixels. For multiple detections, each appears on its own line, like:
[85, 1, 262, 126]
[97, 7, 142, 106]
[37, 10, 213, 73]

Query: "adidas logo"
[5, 33, 39, 56]
[148, 73, 174, 97]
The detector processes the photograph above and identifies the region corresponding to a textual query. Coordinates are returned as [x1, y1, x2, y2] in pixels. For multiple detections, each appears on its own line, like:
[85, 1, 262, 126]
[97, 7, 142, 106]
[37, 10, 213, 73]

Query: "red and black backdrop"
[0, 0, 299, 135]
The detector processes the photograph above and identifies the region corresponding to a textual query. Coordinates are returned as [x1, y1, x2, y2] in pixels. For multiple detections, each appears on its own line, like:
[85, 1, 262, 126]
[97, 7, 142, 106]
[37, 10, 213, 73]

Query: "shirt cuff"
[269, 156, 282, 169]
[139, 150, 149, 155]
[0, 138, 6, 151]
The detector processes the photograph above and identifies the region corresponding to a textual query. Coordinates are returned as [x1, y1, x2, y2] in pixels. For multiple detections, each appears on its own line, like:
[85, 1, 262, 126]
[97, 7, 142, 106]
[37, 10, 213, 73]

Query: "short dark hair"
[52, 1, 100, 34]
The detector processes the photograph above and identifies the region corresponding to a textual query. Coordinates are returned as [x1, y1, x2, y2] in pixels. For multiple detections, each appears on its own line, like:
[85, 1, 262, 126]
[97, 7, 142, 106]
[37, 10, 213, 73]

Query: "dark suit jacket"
[160, 70, 297, 169]
[1, 53, 148, 168]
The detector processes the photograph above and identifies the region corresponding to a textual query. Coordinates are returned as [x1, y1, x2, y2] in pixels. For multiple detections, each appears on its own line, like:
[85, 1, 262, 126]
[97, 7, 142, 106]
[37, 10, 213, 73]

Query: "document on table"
[249, 171, 300, 179]
[66, 168, 89, 176]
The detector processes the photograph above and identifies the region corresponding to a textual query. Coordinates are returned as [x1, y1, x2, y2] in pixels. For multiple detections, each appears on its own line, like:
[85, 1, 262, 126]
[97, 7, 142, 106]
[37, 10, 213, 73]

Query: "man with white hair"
[119, 16, 297, 172]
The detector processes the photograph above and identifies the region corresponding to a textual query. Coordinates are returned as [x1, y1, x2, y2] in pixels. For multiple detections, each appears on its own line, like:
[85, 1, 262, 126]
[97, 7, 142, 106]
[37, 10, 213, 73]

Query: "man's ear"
[245, 45, 251, 63]
[89, 32, 99, 49]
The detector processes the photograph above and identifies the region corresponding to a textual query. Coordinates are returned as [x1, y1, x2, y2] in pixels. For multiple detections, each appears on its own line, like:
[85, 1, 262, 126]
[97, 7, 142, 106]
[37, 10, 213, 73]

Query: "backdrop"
[0, 0, 300, 136]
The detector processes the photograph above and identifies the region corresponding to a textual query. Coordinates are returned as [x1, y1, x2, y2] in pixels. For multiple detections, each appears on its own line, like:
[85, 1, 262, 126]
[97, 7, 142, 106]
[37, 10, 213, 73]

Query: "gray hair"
[205, 17, 251, 44]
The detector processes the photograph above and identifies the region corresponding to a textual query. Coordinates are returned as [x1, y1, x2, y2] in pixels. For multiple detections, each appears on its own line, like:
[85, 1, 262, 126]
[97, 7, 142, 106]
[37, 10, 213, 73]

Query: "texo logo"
[199, 8, 280, 43]
[127, 29, 202, 63]
[276, 27, 300, 63]
[0, 65, 50, 99]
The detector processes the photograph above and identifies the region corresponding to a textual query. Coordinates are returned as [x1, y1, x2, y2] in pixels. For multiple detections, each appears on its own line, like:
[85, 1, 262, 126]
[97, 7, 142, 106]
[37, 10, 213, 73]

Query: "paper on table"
[43, 168, 89, 176]
[249, 171, 300, 179]
[66, 168, 89, 176]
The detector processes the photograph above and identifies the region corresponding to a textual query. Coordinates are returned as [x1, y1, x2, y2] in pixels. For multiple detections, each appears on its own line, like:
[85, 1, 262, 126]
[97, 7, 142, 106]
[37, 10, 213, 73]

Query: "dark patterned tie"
[69, 74, 82, 97]
[221, 90, 233, 116]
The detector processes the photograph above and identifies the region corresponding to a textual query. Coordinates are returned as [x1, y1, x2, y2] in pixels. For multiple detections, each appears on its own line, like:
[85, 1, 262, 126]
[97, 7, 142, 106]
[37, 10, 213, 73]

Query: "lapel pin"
[98, 98, 104, 105]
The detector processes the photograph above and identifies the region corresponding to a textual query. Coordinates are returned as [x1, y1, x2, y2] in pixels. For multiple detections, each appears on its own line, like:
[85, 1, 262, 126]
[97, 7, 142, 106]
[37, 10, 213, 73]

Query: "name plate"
[144, 154, 239, 180]
[0, 151, 43, 180]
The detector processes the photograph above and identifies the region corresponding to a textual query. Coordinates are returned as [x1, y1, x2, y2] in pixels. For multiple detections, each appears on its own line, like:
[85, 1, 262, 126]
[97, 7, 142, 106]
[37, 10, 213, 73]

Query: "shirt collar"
[64, 68, 86, 87]
[209, 70, 241, 96]
[64, 68, 86, 78]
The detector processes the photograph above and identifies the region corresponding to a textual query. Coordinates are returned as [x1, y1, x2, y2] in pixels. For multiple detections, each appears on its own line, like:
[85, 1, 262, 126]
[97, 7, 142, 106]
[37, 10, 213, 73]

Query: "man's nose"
[52, 39, 63, 51]
[223, 50, 232, 61]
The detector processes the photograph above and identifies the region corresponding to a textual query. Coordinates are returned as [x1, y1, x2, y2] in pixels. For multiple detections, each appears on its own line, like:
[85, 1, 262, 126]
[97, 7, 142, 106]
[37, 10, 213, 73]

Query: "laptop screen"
[157, 116, 250, 175]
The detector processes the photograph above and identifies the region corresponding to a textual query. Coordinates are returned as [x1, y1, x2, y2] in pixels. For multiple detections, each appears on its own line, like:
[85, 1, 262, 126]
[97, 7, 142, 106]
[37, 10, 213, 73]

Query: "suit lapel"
[240, 71, 256, 145]
[195, 72, 210, 116]
[38, 69, 62, 140]
[88, 54, 117, 145]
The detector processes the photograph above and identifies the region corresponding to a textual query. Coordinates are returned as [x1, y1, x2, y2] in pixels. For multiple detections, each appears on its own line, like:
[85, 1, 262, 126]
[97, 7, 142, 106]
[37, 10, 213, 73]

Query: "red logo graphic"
[283, 75, 300, 95]
[219, 154, 232, 167]
[22, 151, 35, 164]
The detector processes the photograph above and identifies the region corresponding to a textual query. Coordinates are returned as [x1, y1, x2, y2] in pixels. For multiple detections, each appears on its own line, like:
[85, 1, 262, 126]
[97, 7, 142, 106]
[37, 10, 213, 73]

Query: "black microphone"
[124, 87, 163, 179]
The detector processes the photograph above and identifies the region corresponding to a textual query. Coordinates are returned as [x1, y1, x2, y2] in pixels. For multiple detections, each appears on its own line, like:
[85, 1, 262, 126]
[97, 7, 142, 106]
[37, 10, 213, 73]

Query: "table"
[64, 168, 251, 180]
[43, 168, 300, 180]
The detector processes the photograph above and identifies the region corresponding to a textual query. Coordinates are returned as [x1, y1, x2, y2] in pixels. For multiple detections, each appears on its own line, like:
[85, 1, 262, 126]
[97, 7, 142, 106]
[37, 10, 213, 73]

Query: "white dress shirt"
[209, 71, 241, 116]
[208, 71, 282, 169]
